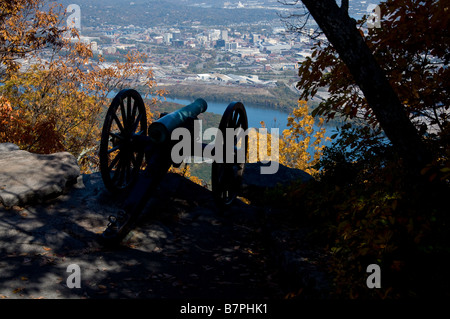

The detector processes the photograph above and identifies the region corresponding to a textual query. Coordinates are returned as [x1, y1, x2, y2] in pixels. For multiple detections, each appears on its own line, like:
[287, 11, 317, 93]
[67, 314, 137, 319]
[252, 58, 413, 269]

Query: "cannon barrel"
[148, 98, 207, 144]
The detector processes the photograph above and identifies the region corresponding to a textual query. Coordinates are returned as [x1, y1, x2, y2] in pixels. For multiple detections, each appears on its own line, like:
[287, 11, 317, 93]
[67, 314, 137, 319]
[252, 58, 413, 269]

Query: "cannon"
[99, 89, 248, 244]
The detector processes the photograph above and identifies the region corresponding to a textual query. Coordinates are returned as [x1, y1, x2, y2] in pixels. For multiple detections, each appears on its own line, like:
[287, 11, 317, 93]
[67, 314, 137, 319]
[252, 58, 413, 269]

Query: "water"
[107, 91, 291, 130]
[163, 96, 337, 144]
[105, 92, 336, 158]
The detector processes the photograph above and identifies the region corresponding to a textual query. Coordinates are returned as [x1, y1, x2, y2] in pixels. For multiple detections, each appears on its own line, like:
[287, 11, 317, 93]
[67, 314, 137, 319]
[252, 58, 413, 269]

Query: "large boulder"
[0, 143, 80, 207]
[241, 161, 313, 201]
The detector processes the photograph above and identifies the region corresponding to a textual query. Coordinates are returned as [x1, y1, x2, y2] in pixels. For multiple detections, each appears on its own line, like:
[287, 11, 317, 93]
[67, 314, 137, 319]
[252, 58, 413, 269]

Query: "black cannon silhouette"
[99, 89, 248, 244]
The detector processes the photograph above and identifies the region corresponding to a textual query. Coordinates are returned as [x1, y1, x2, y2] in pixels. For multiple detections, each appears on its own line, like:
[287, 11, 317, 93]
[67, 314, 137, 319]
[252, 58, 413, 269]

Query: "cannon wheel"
[212, 101, 248, 207]
[99, 89, 147, 193]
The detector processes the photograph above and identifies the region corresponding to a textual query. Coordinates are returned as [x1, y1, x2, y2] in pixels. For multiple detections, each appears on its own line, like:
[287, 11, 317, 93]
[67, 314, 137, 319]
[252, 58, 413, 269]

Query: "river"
[164, 96, 337, 146]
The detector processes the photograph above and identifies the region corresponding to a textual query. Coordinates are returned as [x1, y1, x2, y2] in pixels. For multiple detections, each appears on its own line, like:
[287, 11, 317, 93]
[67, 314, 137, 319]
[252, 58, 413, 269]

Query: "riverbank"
[145, 81, 308, 114]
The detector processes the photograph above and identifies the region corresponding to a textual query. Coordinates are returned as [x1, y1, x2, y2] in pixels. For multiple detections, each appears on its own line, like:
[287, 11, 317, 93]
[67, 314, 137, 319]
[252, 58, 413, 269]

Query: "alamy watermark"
[66, 4, 81, 31]
[366, 264, 381, 288]
[66, 263, 81, 288]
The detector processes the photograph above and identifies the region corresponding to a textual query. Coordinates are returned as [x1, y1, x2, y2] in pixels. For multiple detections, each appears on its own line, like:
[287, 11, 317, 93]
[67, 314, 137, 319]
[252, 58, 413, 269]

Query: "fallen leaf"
[43, 246, 51, 251]
[21, 277, 28, 281]
[98, 285, 107, 290]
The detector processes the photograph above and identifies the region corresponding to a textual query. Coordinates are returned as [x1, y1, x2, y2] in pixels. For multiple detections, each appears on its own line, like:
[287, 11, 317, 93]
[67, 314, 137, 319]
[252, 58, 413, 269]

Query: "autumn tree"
[282, 0, 449, 172]
[242, 101, 329, 177]
[279, 100, 330, 175]
[278, 0, 450, 298]
[0, 1, 165, 172]
[0, 0, 64, 75]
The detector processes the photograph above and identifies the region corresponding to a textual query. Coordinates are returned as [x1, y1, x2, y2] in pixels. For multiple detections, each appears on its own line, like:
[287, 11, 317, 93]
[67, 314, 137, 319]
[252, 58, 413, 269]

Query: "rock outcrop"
[0, 143, 80, 207]
[242, 161, 313, 201]
[0, 148, 330, 299]
[0, 143, 20, 152]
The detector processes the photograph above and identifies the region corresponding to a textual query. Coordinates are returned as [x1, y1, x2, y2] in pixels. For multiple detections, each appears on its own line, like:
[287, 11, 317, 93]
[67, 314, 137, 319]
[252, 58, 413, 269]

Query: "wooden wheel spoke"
[235, 115, 244, 128]
[231, 111, 239, 127]
[131, 98, 138, 125]
[132, 112, 143, 133]
[109, 132, 124, 140]
[120, 99, 127, 127]
[107, 144, 120, 154]
[127, 96, 132, 125]
[108, 152, 121, 171]
[112, 112, 125, 134]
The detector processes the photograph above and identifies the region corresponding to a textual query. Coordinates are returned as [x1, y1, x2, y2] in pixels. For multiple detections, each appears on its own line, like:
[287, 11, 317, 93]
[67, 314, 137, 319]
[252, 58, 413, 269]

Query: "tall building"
[221, 30, 228, 41]
[208, 29, 221, 41]
[216, 39, 225, 48]
[196, 34, 208, 47]
[172, 30, 182, 40]
[163, 33, 173, 44]
[251, 33, 260, 44]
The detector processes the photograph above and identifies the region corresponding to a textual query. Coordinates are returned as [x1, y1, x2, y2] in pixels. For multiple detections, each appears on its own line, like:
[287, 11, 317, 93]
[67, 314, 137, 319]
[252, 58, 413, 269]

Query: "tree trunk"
[301, 0, 430, 170]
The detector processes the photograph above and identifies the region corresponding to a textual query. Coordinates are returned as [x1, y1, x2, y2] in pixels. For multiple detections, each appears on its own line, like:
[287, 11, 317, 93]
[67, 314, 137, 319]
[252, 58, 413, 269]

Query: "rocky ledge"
[0, 143, 330, 299]
[0, 143, 80, 207]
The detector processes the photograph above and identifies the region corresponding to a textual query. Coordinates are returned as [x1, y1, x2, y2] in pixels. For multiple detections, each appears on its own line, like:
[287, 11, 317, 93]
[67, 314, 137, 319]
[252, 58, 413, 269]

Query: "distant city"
[37, 1, 381, 98]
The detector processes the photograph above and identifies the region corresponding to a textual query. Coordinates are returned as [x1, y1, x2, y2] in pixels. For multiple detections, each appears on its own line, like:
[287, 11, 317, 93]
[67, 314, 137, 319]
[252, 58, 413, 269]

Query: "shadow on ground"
[0, 172, 330, 299]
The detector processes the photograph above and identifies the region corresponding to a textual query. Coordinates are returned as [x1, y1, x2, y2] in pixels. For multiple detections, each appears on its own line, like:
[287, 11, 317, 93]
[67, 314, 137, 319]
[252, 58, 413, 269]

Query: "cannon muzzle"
[148, 98, 207, 144]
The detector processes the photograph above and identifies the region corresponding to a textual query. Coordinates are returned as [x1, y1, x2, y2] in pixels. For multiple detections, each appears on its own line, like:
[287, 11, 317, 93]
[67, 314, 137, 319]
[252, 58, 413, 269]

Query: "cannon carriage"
[99, 89, 248, 244]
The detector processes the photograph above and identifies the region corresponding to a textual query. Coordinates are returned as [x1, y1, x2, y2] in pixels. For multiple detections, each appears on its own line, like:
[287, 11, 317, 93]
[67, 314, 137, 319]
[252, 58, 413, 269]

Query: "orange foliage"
[0, 0, 64, 74]
[0, 1, 165, 173]
[279, 100, 330, 175]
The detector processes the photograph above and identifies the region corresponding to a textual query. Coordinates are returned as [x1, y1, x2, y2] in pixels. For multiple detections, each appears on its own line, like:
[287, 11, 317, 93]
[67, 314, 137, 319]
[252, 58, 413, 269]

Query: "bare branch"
[277, 0, 324, 40]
